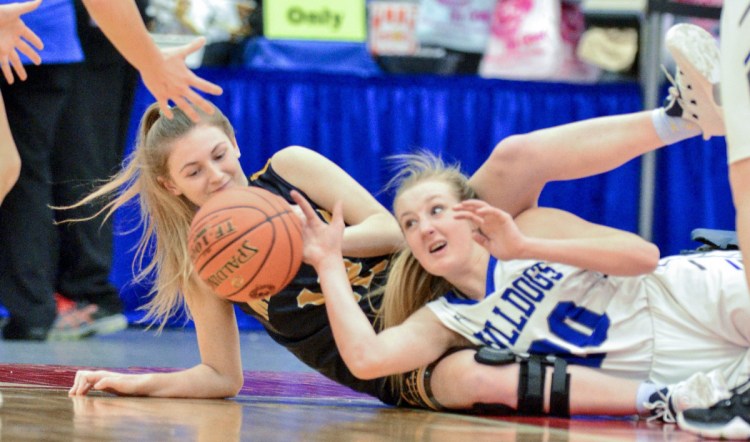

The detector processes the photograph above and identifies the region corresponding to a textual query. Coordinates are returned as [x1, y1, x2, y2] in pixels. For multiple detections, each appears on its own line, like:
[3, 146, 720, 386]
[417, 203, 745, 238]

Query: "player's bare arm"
[274, 146, 402, 257]
[453, 200, 658, 276]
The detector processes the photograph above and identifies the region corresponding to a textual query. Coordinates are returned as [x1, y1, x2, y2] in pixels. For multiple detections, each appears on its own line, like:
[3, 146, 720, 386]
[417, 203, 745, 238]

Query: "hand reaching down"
[0, 0, 43, 84]
[140, 37, 223, 123]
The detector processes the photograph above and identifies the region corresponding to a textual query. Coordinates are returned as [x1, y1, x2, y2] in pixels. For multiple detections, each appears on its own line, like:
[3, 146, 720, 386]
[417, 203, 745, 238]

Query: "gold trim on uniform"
[249, 159, 272, 181]
[295, 258, 389, 308]
[401, 363, 442, 411]
[245, 298, 270, 321]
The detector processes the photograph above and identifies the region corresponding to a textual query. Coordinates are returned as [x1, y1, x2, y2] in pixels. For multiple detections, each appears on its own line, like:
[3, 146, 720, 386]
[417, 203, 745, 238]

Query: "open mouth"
[429, 241, 446, 253]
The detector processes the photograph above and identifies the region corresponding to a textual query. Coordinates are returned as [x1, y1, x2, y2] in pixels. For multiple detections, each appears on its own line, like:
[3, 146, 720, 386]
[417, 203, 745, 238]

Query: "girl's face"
[395, 179, 476, 277]
[161, 125, 248, 207]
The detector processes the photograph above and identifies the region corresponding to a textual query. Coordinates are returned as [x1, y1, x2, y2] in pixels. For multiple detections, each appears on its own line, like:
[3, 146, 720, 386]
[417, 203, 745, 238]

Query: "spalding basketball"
[188, 187, 303, 302]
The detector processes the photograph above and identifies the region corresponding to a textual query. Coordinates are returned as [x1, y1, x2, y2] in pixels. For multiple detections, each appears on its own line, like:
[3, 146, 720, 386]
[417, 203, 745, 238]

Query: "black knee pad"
[518, 354, 570, 417]
[472, 347, 570, 418]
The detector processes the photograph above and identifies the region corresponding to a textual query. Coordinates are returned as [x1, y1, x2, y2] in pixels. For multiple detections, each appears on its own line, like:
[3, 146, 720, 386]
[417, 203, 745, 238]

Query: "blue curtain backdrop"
[653, 135, 733, 253]
[113, 68, 733, 329]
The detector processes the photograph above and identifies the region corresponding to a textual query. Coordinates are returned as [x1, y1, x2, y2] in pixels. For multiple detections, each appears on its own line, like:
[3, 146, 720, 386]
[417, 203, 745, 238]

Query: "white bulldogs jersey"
[427, 250, 750, 385]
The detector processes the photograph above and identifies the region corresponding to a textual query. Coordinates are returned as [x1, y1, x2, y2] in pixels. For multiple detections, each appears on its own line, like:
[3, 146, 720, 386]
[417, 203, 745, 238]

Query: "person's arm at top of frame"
[0, 0, 43, 84]
[68, 278, 244, 398]
[80, 0, 223, 123]
[292, 190, 465, 379]
[455, 200, 660, 276]
[272, 146, 404, 257]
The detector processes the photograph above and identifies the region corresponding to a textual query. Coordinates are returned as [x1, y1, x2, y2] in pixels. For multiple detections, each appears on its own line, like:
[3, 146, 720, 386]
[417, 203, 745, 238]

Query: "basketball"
[188, 187, 303, 302]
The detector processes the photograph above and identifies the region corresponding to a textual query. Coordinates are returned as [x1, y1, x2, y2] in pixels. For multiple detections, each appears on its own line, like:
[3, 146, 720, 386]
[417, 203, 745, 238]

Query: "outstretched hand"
[290, 190, 345, 268]
[69, 369, 142, 397]
[453, 199, 527, 260]
[0, 0, 43, 84]
[140, 36, 223, 123]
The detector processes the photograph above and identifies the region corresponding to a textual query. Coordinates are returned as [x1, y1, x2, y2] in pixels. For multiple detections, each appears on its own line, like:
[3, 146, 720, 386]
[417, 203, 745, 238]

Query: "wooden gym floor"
[0, 328, 703, 441]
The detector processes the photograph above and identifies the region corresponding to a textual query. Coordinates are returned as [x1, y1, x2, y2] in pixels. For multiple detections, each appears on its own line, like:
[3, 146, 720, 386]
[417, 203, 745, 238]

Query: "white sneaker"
[720, 1, 750, 164]
[664, 23, 724, 141]
[645, 371, 731, 424]
[678, 379, 750, 440]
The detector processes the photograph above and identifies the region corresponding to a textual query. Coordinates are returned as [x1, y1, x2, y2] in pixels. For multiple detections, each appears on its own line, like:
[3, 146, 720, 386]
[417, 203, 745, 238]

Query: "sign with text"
[264, 0, 366, 42]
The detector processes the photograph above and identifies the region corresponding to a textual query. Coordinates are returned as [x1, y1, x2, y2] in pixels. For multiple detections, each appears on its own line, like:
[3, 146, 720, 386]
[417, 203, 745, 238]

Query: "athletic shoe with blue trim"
[663, 23, 724, 141]
[645, 371, 730, 424]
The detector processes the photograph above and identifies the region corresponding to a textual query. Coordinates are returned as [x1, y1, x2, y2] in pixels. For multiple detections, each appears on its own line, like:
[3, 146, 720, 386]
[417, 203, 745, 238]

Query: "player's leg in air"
[469, 22, 723, 219]
[677, 3, 750, 440]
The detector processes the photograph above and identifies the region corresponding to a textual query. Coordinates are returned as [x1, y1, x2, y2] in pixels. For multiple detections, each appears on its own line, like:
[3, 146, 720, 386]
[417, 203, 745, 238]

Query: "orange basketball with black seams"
[188, 187, 303, 302]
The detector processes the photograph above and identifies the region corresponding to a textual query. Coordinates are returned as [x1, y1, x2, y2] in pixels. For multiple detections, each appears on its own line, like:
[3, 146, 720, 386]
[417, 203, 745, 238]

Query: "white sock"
[651, 108, 701, 145]
[636, 381, 663, 416]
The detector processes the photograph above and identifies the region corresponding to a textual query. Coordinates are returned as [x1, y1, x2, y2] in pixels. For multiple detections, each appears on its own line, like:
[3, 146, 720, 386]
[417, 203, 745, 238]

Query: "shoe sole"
[678, 413, 750, 440]
[90, 314, 128, 336]
[665, 23, 723, 140]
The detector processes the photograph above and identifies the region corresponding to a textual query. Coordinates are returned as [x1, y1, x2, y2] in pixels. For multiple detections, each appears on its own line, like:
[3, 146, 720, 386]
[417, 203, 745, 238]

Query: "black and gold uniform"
[240, 161, 400, 404]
